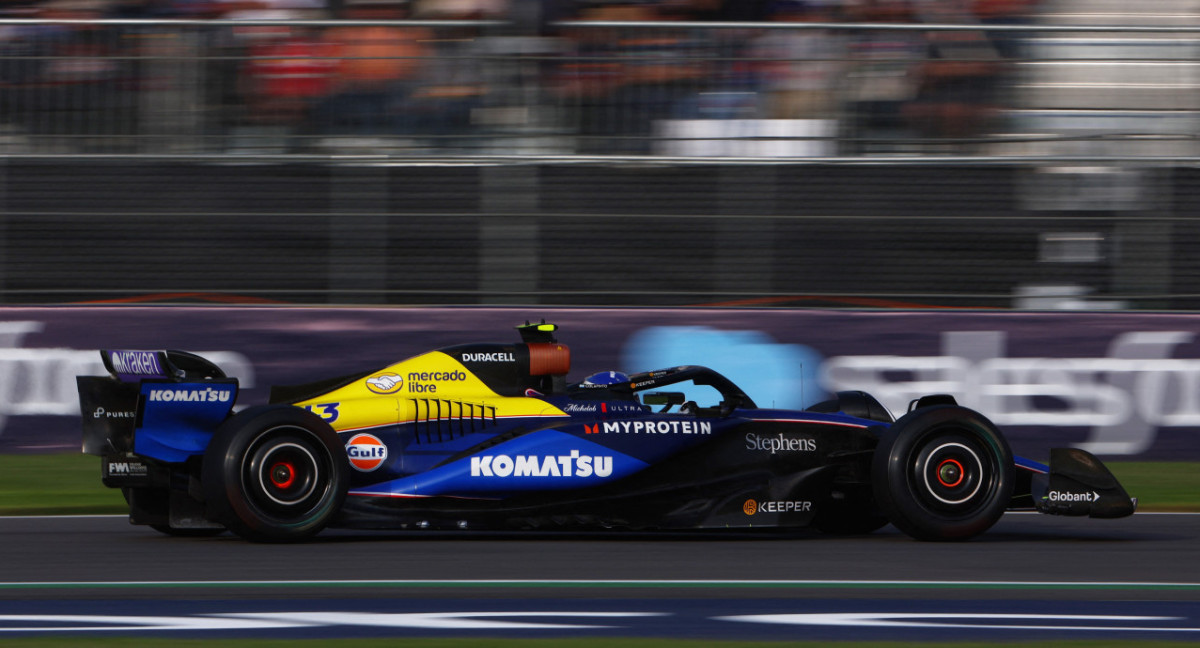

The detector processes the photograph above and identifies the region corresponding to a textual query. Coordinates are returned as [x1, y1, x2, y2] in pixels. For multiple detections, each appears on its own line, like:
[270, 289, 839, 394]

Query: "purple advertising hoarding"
[6, 306, 1199, 459]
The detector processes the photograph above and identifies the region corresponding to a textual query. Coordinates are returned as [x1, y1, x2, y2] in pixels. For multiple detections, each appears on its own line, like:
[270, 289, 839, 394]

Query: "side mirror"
[641, 391, 685, 412]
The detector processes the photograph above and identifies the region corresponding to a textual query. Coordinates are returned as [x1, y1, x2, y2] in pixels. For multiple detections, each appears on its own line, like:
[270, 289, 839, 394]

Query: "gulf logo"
[346, 433, 388, 472]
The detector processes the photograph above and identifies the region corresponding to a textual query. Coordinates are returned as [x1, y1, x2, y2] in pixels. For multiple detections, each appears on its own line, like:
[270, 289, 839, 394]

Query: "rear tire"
[871, 406, 1013, 541]
[202, 405, 347, 542]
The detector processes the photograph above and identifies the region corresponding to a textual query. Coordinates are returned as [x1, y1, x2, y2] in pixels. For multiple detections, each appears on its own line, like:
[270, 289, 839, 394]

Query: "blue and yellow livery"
[78, 322, 1135, 542]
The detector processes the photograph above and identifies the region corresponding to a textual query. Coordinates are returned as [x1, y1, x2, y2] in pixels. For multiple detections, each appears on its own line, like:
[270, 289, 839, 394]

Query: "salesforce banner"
[4, 306, 1200, 460]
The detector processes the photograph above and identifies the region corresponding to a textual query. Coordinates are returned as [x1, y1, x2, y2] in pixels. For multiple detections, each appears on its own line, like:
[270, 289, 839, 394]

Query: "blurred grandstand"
[0, 0, 1196, 308]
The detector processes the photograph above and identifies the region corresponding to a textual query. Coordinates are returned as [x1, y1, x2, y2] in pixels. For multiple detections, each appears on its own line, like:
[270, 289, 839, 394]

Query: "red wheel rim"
[270, 462, 296, 490]
[936, 458, 965, 488]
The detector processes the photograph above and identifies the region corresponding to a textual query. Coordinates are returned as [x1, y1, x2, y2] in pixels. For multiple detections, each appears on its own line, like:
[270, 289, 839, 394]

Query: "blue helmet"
[581, 370, 629, 386]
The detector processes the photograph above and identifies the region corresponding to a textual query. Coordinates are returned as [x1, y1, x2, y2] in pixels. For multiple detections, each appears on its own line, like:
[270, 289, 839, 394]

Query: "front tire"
[872, 406, 1014, 541]
[202, 405, 347, 542]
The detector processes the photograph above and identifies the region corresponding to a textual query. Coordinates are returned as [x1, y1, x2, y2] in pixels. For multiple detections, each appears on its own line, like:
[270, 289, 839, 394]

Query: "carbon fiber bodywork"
[77, 324, 1136, 541]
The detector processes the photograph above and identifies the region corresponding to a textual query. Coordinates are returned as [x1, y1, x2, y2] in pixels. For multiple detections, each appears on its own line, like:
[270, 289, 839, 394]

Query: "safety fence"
[0, 18, 1197, 157]
[0, 158, 1191, 310]
[0, 18, 1197, 308]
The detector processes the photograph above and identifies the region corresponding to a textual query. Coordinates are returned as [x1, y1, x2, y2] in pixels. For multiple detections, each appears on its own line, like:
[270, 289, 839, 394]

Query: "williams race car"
[77, 322, 1135, 542]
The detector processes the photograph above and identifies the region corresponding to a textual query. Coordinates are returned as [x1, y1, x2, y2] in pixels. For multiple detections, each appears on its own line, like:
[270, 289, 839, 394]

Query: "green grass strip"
[1103, 462, 1200, 511]
[0, 453, 125, 515]
[0, 454, 1196, 516]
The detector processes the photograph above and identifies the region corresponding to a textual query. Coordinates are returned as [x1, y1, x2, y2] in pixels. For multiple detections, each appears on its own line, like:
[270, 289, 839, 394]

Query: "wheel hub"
[917, 440, 985, 508]
[936, 458, 964, 488]
[245, 435, 324, 510]
[270, 462, 296, 489]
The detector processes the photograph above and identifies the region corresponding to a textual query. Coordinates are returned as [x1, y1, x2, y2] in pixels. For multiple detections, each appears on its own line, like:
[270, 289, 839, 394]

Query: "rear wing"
[78, 350, 237, 462]
[100, 349, 228, 382]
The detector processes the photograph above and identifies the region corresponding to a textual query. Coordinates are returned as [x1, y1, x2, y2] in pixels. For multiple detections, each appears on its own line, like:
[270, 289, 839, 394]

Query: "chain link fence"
[0, 18, 1195, 307]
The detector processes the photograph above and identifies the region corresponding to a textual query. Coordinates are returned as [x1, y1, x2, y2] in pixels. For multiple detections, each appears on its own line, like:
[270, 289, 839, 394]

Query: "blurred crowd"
[0, 0, 1042, 154]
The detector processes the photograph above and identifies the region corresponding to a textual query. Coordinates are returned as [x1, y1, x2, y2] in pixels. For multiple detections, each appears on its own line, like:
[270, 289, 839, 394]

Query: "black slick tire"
[202, 405, 347, 542]
[871, 405, 1014, 541]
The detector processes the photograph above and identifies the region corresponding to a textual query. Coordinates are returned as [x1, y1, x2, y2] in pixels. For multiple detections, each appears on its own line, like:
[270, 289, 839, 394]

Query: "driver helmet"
[581, 370, 629, 386]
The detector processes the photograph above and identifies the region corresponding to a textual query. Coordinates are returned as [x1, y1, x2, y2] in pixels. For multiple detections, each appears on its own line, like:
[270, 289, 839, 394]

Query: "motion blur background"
[0, 0, 1193, 307]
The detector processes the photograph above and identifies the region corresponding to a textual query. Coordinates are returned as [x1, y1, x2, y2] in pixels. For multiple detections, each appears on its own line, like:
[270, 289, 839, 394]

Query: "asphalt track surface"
[1, 512, 1199, 640]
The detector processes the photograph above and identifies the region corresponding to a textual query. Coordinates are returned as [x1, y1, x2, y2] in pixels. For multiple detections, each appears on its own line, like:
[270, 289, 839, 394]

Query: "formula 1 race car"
[77, 322, 1136, 542]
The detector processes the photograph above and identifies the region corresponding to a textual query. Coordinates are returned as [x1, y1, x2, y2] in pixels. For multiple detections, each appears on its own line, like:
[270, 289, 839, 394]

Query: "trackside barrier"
[0, 18, 1197, 157]
[11, 305, 1200, 459]
[2, 159, 1194, 310]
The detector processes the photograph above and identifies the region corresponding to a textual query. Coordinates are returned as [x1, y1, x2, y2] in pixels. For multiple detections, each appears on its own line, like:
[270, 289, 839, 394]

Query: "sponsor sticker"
[1046, 490, 1099, 503]
[461, 352, 515, 362]
[470, 452, 613, 478]
[92, 407, 136, 420]
[745, 432, 816, 454]
[146, 386, 234, 403]
[565, 403, 645, 414]
[598, 420, 712, 435]
[406, 369, 468, 394]
[743, 499, 812, 515]
[366, 373, 404, 394]
[108, 350, 163, 377]
[106, 460, 148, 477]
[346, 433, 388, 472]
